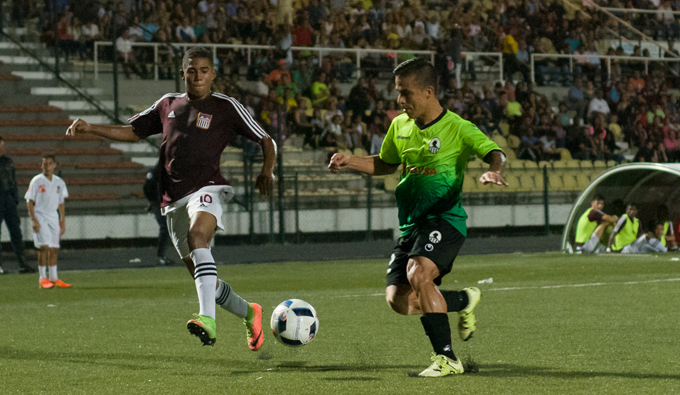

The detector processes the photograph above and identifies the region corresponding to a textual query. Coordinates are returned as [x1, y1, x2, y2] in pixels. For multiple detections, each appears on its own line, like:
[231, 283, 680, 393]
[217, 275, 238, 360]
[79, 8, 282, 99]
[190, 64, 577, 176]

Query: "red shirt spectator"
[293, 22, 313, 46]
[268, 60, 291, 86]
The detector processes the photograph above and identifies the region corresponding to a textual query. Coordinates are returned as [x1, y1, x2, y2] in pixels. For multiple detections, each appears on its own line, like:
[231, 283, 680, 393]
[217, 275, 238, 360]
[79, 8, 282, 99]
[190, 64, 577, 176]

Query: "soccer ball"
[270, 299, 319, 346]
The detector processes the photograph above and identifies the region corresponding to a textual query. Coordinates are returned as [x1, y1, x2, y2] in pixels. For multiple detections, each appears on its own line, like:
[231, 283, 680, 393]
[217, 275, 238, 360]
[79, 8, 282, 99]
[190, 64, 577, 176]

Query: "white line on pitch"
[334, 278, 680, 298]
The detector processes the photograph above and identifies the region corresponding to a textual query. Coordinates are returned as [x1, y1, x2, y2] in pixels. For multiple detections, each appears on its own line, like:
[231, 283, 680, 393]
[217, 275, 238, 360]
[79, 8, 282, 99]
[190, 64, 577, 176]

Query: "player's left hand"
[256, 173, 275, 196]
[479, 171, 508, 186]
[59, 221, 66, 236]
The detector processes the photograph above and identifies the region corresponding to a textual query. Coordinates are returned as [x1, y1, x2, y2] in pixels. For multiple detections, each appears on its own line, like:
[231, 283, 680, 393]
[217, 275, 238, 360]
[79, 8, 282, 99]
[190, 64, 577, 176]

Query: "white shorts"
[576, 233, 604, 254]
[162, 185, 234, 259]
[32, 212, 60, 249]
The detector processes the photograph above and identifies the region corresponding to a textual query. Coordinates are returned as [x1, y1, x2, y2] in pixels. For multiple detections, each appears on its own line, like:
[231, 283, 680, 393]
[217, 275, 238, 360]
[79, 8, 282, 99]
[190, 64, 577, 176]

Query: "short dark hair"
[0, 135, 3, 142]
[43, 154, 56, 162]
[182, 47, 213, 70]
[626, 202, 637, 209]
[592, 194, 605, 202]
[393, 57, 438, 94]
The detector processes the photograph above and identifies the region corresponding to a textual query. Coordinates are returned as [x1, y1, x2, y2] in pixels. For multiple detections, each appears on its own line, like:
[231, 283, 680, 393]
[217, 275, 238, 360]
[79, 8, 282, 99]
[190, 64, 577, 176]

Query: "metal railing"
[530, 52, 680, 83]
[93, 41, 504, 82]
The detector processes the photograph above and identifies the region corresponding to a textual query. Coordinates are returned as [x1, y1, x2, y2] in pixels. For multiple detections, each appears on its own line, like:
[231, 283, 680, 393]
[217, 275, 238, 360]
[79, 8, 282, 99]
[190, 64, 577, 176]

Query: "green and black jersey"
[379, 110, 501, 238]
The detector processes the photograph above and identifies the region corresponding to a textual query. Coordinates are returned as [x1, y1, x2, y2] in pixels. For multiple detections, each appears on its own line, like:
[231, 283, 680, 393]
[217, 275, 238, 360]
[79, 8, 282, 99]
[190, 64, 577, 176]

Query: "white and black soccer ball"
[270, 299, 319, 346]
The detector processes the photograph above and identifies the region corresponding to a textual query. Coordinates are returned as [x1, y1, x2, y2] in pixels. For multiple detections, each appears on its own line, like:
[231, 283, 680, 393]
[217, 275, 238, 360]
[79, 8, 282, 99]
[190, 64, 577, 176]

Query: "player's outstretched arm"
[479, 150, 508, 186]
[66, 119, 141, 142]
[255, 135, 276, 196]
[328, 154, 400, 176]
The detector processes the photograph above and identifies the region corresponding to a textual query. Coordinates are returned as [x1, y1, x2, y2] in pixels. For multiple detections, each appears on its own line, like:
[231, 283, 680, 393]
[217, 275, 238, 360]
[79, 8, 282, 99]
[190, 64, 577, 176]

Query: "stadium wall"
[1, 204, 574, 243]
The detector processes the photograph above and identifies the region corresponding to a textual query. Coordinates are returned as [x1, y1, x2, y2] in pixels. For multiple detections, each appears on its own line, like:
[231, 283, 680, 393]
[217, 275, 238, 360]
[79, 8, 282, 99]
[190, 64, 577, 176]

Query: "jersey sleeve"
[227, 97, 268, 143]
[613, 216, 627, 233]
[128, 97, 165, 139]
[379, 120, 401, 164]
[24, 177, 37, 202]
[588, 209, 604, 223]
[669, 221, 674, 235]
[460, 122, 501, 159]
[59, 179, 69, 202]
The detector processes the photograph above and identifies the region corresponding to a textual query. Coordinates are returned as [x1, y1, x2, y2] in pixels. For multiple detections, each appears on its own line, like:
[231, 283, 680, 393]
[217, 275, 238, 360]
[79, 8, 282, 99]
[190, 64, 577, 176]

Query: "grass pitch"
[1, 252, 679, 394]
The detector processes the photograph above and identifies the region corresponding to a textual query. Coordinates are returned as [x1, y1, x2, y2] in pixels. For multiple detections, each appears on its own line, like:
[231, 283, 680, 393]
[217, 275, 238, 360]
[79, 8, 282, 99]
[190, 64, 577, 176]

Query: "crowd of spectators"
[12, 0, 680, 162]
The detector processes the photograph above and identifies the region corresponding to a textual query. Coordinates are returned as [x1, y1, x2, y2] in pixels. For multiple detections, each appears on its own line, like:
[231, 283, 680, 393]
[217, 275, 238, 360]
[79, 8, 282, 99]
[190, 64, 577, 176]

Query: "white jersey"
[25, 174, 68, 218]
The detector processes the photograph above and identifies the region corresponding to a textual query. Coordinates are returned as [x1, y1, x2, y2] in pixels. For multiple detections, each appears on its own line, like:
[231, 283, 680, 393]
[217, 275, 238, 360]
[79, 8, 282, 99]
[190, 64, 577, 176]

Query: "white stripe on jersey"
[128, 92, 186, 123]
[212, 93, 267, 138]
[613, 216, 627, 233]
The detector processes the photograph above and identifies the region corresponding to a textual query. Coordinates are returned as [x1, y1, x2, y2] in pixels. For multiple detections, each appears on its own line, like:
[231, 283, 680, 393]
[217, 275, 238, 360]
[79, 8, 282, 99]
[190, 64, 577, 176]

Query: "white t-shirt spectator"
[82, 23, 99, 39]
[370, 133, 385, 155]
[588, 98, 611, 118]
[176, 25, 196, 42]
[25, 174, 68, 219]
[539, 136, 556, 150]
[198, 0, 216, 14]
[427, 21, 439, 40]
[129, 25, 144, 41]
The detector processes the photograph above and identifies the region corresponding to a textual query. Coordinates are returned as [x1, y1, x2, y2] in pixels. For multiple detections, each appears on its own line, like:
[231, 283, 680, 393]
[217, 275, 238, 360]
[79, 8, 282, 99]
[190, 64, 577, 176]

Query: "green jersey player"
[329, 58, 507, 377]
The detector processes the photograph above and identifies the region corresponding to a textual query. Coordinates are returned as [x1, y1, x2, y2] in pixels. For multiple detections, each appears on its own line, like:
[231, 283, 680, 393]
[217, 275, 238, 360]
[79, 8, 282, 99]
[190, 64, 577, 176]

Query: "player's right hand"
[31, 219, 40, 232]
[66, 118, 90, 137]
[328, 153, 351, 173]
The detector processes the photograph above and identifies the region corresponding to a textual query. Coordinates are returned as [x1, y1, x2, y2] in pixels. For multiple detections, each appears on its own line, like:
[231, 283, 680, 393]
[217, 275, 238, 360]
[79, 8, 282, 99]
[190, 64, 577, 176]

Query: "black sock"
[441, 290, 469, 312]
[420, 313, 456, 360]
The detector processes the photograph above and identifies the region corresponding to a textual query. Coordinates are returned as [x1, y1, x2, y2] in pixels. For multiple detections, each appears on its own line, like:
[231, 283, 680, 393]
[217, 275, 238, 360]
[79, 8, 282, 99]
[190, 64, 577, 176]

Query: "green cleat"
[458, 287, 481, 341]
[187, 314, 216, 347]
[418, 353, 464, 377]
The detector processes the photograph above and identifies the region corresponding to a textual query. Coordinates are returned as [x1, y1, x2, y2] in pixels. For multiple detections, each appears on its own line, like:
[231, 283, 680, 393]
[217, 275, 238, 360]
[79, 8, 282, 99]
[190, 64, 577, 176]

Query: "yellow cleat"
[419, 353, 464, 377]
[458, 287, 481, 341]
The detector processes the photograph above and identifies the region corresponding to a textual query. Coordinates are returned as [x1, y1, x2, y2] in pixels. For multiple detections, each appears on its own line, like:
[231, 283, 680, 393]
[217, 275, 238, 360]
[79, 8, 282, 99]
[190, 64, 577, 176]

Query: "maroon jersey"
[129, 92, 268, 207]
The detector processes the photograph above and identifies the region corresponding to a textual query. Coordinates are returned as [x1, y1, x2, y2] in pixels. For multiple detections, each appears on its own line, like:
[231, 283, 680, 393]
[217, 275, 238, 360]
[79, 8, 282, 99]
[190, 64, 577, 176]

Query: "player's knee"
[187, 227, 211, 250]
[385, 294, 409, 315]
[406, 260, 435, 291]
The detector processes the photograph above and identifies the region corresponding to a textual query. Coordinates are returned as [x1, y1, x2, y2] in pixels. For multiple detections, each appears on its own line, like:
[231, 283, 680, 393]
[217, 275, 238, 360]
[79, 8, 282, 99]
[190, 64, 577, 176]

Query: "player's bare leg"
[37, 246, 52, 289]
[48, 248, 70, 288]
[407, 256, 464, 377]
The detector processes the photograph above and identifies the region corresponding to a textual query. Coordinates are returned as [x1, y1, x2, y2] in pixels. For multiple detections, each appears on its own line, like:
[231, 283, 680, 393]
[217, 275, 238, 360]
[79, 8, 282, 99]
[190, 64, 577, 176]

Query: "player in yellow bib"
[329, 58, 507, 377]
[656, 205, 677, 251]
[574, 194, 617, 254]
[608, 203, 642, 252]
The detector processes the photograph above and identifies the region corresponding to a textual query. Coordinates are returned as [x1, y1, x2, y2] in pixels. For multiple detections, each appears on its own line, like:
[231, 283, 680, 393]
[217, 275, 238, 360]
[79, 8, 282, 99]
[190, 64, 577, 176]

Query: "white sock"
[49, 266, 58, 281]
[215, 278, 249, 319]
[190, 248, 217, 320]
[39, 266, 47, 280]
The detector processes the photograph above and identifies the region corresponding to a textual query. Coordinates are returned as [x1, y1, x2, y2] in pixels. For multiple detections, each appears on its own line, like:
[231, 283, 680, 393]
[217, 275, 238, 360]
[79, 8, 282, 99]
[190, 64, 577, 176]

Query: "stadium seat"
[537, 161, 552, 170]
[354, 148, 368, 156]
[384, 169, 400, 191]
[504, 174, 521, 192]
[548, 173, 564, 191]
[519, 174, 536, 191]
[507, 135, 521, 149]
[560, 148, 572, 161]
[499, 122, 510, 136]
[593, 160, 607, 170]
[606, 160, 617, 168]
[467, 160, 484, 170]
[507, 161, 525, 170]
[534, 173, 545, 191]
[463, 175, 478, 192]
[565, 159, 581, 169]
[523, 161, 539, 170]
[561, 173, 579, 190]
[576, 173, 591, 189]
[552, 160, 568, 169]
[492, 134, 509, 148]
[504, 149, 516, 160]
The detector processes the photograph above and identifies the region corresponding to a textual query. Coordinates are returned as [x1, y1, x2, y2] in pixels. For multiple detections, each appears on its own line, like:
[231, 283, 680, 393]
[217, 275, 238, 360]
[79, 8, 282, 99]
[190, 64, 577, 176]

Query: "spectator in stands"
[634, 139, 658, 162]
[588, 90, 611, 123]
[573, 126, 595, 161]
[116, 28, 147, 79]
[609, 113, 624, 141]
[294, 99, 316, 146]
[629, 70, 645, 93]
[0, 137, 34, 274]
[556, 102, 573, 128]
[176, 16, 197, 43]
[470, 104, 492, 137]
[311, 70, 331, 109]
[320, 114, 342, 148]
[369, 115, 387, 155]
[155, 29, 175, 80]
[276, 74, 299, 100]
[534, 37, 569, 87]
[268, 59, 291, 87]
[517, 118, 542, 161]
[568, 77, 587, 122]
[539, 131, 562, 161]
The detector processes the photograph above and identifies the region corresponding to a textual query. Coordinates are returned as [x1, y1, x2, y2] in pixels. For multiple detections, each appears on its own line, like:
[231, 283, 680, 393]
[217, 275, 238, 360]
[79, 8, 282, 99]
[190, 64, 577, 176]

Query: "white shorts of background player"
[32, 212, 61, 249]
[162, 185, 235, 259]
[576, 232, 606, 254]
[621, 235, 668, 254]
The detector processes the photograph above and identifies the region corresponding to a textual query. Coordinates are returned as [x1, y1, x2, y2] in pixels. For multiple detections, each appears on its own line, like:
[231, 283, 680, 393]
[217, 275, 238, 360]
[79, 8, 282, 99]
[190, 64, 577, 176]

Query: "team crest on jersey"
[429, 138, 441, 154]
[38, 185, 46, 193]
[57, 186, 61, 194]
[429, 231, 442, 244]
[196, 112, 213, 129]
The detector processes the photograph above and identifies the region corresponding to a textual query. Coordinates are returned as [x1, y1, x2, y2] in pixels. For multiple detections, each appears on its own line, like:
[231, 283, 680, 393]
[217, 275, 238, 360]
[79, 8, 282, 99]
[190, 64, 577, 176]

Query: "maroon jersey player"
[66, 47, 275, 350]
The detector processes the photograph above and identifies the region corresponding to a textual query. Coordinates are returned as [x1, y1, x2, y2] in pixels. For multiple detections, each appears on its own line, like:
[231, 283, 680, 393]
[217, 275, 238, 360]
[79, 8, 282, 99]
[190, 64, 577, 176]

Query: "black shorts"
[386, 217, 466, 287]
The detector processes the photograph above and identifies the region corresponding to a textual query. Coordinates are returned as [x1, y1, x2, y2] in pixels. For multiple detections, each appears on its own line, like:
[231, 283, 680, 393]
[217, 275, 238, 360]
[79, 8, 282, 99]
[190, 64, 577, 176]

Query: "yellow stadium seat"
[504, 174, 521, 192]
[463, 176, 478, 192]
[519, 174, 536, 191]
[552, 160, 568, 169]
[560, 148, 572, 161]
[354, 148, 368, 156]
[504, 149, 517, 160]
[565, 159, 581, 169]
[562, 173, 579, 190]
[534, 173, 545, 190]
[508, 161, 525, 170]
[537, 161, 552, 170]
[606, 160, 617, 168]
[507, 135, 521, 149]
[499, 122, 510, 136]
[384, 172, 400, 191]
[576, 173, 591, 189]
[548, 174, 564, 190]
[593, 160, 607, 170]
[492, 134, 509, 148]
[523, 161, 539, 170]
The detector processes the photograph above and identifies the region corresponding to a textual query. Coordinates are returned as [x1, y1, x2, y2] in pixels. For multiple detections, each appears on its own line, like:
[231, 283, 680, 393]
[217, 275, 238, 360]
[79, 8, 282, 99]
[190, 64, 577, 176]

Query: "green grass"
[1, 253, 679, 394]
